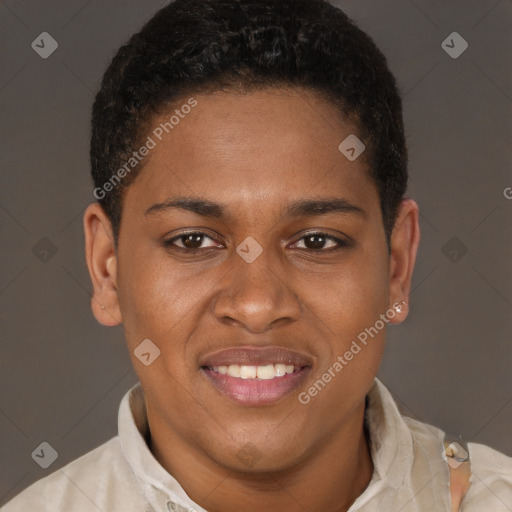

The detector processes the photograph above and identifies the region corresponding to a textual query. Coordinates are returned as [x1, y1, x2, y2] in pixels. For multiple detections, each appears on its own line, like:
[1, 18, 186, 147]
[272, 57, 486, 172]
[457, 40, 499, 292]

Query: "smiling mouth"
[201, 364, 311, 406]
[199, 345, 313, 405]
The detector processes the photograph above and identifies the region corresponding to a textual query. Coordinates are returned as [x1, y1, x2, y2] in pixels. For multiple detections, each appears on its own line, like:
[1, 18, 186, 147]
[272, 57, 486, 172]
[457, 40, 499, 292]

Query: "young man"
[4, 0, 511, 511]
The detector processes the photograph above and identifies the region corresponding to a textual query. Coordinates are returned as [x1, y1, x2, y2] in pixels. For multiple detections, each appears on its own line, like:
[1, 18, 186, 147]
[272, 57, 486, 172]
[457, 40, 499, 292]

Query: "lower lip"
[202, 367, 311, 406]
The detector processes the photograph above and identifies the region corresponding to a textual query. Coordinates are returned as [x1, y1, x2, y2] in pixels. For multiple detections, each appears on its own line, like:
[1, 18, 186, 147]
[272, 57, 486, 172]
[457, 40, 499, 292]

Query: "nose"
[211, 246, 302, 333]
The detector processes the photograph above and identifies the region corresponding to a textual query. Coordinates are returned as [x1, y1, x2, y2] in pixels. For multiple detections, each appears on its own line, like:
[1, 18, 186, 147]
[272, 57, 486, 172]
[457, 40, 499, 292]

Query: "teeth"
[256, 365, 275, 380]
[240, 365, 257, 379]
[275, 364, 286, 376]
[226, 365, 241, 377]
[211, 364, 297, 379]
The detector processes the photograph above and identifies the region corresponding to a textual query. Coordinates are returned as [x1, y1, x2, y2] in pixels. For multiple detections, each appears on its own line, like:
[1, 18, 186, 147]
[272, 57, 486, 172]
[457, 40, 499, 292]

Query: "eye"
[163, 230, 349, 254]
[163, 231, 222, 252]
[292, 232, 349, 251]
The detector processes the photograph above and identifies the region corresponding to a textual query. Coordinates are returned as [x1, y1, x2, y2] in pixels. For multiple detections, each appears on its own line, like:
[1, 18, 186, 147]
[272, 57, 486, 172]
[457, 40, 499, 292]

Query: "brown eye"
[293, 232, 348, 251]
[304, 234, 328, 250]
[180, 233, 205, 249]
[163, 232, 221, 251]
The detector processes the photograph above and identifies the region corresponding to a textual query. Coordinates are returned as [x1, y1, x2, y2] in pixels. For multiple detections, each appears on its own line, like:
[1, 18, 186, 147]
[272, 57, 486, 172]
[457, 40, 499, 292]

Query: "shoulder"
[462, 441, 512, 511]
[403, 416, 512, 510]
[2, 436, 146, 512]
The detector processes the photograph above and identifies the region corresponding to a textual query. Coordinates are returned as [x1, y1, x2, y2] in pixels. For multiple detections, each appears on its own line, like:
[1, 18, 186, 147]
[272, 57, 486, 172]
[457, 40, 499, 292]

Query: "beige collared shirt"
[3, 378, 512, 511]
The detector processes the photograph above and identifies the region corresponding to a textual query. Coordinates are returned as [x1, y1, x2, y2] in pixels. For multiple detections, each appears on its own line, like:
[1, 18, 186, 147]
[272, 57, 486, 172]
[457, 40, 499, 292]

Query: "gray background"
[1, 0, 511, 505]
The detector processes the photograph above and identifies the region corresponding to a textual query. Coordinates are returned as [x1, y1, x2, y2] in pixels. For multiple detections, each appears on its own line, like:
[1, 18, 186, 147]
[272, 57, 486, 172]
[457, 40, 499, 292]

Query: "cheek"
[307, 249, 388, 327]
[117, 254, 200, 345]
[117, 260, 204, 394]
[299, 258, 388, 417]
[300, 252, 389, 390]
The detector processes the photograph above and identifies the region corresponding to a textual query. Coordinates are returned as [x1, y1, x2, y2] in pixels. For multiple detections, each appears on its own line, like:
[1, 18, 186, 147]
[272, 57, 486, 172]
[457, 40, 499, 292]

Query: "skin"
[84, 87, 420, 512]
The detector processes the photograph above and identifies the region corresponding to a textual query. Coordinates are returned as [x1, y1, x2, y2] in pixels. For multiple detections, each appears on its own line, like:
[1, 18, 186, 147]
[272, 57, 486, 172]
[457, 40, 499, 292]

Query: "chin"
[209, 435, 306, 475]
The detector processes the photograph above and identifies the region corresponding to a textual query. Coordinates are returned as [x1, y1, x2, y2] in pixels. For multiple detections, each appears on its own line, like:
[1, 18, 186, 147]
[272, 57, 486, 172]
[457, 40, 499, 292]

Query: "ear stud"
[394, 300, 406, 313]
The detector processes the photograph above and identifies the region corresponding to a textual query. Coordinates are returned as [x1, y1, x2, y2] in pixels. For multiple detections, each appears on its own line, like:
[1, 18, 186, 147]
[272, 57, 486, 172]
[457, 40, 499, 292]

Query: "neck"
[148, 400, 373, 512]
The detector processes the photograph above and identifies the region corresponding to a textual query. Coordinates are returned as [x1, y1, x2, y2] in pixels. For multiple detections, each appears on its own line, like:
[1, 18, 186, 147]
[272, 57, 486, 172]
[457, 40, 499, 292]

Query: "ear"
[387, 198, 420, 324]
[83, 203, 122, 326]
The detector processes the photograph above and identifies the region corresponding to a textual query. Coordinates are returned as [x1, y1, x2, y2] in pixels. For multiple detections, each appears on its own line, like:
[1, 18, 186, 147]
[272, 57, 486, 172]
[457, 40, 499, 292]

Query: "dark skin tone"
[84, 87, 420, 512]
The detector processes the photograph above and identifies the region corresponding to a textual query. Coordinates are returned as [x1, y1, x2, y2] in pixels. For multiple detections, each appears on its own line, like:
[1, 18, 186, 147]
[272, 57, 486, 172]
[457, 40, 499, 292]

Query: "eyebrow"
[144, 196, 366, 220]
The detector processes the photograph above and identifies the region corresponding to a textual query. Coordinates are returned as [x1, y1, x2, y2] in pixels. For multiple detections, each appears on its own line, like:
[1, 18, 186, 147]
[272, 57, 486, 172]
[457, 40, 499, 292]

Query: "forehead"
[124, 87, 378, 218]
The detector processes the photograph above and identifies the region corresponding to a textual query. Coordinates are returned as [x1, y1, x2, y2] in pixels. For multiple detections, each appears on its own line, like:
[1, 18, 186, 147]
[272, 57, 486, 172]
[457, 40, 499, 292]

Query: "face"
[85, 87, 419, 474]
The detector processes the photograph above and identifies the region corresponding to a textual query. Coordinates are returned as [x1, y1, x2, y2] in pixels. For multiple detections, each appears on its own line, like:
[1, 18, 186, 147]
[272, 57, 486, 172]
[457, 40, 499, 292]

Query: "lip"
[200, 345, 313, 406]
[200, 345, 313, 368]
[202, 366, 311, 406]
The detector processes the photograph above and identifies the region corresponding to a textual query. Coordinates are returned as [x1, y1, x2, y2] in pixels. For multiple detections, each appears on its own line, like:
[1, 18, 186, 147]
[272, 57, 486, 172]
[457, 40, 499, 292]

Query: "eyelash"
[162, 231, 349, 253]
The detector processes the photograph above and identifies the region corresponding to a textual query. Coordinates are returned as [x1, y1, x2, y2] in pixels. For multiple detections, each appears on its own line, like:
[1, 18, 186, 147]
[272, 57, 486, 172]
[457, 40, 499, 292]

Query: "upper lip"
[200, 345, 313, 368]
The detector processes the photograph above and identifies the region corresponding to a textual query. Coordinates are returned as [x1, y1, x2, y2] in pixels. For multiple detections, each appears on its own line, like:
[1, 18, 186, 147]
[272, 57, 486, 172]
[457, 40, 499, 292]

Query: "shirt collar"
[118, 383, 209, 512]
[118, 377, 414, 510]
[364, 378, 414, 489]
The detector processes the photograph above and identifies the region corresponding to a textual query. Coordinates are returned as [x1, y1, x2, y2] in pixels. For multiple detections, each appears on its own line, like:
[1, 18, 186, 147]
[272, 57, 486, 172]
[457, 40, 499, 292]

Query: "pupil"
[306, 234, 325, 249]
[183, 234, 202, 249]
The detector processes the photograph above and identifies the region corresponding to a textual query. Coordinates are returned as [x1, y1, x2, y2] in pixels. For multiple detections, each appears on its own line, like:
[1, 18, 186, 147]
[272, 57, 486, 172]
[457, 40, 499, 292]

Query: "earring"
[394, 300, 406, 313]
[100, 304, 106, 310]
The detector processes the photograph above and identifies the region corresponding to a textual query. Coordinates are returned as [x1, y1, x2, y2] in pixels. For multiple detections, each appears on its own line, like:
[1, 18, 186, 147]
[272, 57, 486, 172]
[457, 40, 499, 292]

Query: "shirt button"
[166, 502, 179, 512]
[166, 500, 195, 512]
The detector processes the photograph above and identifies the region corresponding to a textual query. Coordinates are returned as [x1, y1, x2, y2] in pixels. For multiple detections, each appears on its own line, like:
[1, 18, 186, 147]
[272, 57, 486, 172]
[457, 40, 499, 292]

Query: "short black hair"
[90, 0, 408, 249]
